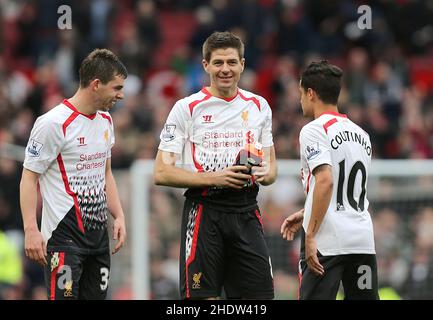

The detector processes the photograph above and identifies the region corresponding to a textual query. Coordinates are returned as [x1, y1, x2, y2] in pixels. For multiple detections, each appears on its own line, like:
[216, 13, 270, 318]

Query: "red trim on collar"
[63, 99, 97, 120]
[201, 87, 239, 102]
[238, 90, 261, 111]
[319, 111, 347, 118]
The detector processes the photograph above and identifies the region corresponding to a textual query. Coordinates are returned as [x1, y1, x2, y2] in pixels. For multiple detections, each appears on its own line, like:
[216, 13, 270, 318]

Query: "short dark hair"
[202, 31, 244, 62]
[300, 60, 343, 105]
[79, 49, 128, 88]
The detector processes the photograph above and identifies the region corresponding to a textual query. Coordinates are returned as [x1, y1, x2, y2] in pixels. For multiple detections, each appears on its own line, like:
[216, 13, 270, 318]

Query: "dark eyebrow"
[114, 85, 123, 90]
[212, 59, 238, 63]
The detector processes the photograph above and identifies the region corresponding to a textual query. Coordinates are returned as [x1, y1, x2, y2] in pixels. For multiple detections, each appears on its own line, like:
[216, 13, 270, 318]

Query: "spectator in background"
[0, 230, 23, 299]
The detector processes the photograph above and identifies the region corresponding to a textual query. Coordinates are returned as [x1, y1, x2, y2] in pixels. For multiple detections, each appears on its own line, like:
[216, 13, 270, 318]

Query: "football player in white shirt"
[281, 61, 379, 300]
[154, 32, 277, 299]
[20, 49, 127, 300]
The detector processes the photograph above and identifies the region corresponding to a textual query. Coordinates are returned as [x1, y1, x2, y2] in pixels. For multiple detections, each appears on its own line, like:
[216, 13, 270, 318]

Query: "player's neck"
[314, 104, 339, 119]
[68, 91, 97, 115]
[206, 86, 238, 99]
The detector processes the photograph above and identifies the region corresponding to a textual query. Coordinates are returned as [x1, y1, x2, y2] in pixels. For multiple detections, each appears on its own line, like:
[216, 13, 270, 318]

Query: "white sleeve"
[108, 115, 115, 158]
[158, 100, 189, 154]
[299, 124, 332, 172]
[260, 99, 274, 148]
[23, 115, 64, 174]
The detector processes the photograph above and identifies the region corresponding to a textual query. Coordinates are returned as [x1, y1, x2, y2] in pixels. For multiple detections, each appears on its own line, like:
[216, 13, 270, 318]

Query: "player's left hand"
[305, 235, 324, 276]
[112, 216, 126, 254]
[281, 208, 304, 241]
[251, 161, 270, 184]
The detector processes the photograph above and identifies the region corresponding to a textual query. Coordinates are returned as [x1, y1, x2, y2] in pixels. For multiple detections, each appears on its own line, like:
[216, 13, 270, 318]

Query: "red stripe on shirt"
[238, 91, 261, 111]
[99, 112, 112, 125]
[319, 111, 347, 118]
[306, 171, 312, 194]
[189, 92, 212, 116]
[50, 252, 65, 300]
[255, 209, 263, 227]
[63, 99, 96, 120]
[62, 112, 79, 136]
[201, 87, 239, 102]
[191, 144, 208, 196]
[185, 204, 203, 299]
[191, 143, 204, 172]
[56, 154, 85, 233]
[323, 118, 338, 134]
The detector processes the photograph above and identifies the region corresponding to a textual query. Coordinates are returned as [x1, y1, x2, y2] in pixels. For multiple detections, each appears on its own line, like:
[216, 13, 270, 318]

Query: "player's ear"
[240, 58, 245, 73]
[90, 79, 101, 91]
[307, 88, 315, 100]
[202, 59, 210, 74]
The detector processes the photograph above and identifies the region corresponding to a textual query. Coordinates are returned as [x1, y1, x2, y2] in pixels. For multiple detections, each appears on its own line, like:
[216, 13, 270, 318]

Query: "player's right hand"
[213, 165, 252, 189]
[305, 235, 325, 276]
[24, 227, 47, 266]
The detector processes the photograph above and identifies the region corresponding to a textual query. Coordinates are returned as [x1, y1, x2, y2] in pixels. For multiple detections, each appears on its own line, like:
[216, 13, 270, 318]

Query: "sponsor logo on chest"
[202, 115, 214, 124]
[77, 136, 87, 147]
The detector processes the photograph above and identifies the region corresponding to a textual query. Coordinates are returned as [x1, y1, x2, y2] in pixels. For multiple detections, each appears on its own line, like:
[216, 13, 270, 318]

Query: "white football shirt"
[23, 99, 114, 246]
[158, 87, 274, 207]
[300, 111, 375, 255]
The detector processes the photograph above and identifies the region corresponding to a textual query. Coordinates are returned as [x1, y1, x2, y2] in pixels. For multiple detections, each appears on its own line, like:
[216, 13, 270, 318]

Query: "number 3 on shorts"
[100, 267, 109, 291]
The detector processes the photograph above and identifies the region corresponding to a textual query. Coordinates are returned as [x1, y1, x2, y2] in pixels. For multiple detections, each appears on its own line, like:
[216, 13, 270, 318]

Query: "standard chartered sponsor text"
[202, 130, 243, 149]
[77, 151, 107, 171]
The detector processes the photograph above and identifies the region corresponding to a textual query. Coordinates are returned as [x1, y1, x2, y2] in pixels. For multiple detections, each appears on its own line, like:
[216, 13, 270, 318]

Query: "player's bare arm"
[251, 146, 277, 186]
[281, 208, 304, 241]
[20, 168, 47, 266]
[305, 164, 333, 276]
[154, 150, 252, 189]
[105, 158, 126, 254]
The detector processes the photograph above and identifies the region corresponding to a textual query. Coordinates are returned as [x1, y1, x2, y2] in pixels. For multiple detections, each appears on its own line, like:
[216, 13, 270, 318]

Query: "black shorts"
[179, 199, 274, 299]
[44, 250, 110, 300]
[299, 253, 379, 300]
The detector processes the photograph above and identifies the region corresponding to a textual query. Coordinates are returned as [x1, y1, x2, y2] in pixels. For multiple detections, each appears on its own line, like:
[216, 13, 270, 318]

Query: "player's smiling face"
[203, 48, 245, 96]
[96, 75, 125, 111]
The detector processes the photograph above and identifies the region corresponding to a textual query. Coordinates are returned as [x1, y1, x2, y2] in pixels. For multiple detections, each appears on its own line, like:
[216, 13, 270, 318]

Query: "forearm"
[20, 171, 39, 231]
[106, 170, 124, 219]
[155, 150, 211, 188]
[154, 164, 213, 188]
[306, 180, 333, 238]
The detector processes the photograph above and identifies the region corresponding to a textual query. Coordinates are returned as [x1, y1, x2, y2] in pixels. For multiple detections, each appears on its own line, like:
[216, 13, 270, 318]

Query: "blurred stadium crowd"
[1, 0, 433, 299]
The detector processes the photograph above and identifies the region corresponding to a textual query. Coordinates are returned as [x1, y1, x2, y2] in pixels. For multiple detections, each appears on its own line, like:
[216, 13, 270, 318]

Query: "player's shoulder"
[300, 117, 327, 135]
[349, 119, 370, 138]
[170, 89, 210, 115]
[238, 88, 270, 111]
[181, 89, 209, 106]
[97, 111, 113, 125]
[35, 102, 73, 127]
[301, 113, 346, 135]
